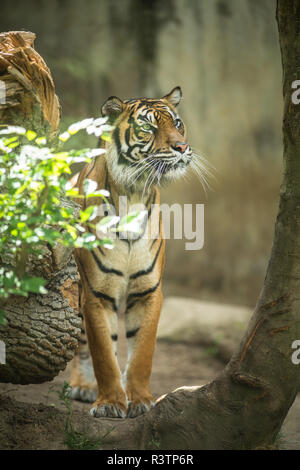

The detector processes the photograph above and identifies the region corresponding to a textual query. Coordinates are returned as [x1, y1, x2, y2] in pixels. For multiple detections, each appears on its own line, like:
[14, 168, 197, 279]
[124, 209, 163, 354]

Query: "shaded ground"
[0, 319, 299, 450]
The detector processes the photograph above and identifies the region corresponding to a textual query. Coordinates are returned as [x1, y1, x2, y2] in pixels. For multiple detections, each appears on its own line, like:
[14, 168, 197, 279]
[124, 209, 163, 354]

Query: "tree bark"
[0, 32, 81, 384]
[0, 31, 60, 137]
[0, 259, 81, 384]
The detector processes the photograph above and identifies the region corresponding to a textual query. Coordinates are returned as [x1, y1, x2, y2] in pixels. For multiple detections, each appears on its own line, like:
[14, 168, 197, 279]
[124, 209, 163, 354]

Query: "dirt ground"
[0, 319, 299, 450]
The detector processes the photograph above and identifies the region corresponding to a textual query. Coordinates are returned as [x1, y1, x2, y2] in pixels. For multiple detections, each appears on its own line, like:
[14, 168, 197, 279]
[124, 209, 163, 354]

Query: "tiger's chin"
[129, 161, 190, 193]
[135, 167, 188, 195]
[159, 167, 186, 184]
[157, 160, 190, 184]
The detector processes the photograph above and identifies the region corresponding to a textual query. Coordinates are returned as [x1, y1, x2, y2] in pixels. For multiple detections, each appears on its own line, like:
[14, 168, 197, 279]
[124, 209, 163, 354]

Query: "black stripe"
[111, 334, 118, 341]
[91, 250, 123, 276]
[104, 162, 109, 192]
[78, 283, 82, 312]
[83, 159, 97, 210]
[77, 258, 118, 312]
[146, 190, 157, 221]
[116, 230, 131, 247]
[86, 224, 105, 256]
[147, 138, 155, 154]
[125, 126, 131, 147]
[126, 301, 136, 312]
[125, 144, 143, 158]
[127, 278, 161, 304]
[90, 288, 118, 312]
[113, 127, 122, 155]
[98, 245, 105, 256]
[126, 328, 140, 339]
[130, 239, 163, 280]
[118, 151, 139, 165]
[145, 190, 153, 208]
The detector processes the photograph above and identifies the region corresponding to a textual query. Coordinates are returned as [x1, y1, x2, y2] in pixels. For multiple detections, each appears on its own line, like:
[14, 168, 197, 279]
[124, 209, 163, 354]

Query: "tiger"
[69, 86, 202, 419]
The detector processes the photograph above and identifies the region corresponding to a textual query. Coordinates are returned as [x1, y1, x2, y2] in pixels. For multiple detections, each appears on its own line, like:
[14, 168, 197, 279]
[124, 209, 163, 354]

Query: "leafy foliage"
[0, 119, 142, 325]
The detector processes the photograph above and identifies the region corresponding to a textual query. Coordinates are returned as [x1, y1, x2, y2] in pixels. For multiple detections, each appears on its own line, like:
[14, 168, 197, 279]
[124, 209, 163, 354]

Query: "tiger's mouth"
[155, 159, 186, 175]
[121, 151, 193, 192]
[150, 153, 192, 175]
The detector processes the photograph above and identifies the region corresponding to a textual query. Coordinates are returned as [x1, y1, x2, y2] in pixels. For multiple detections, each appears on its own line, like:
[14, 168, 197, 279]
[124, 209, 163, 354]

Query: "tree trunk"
[0, 31, 60, 137]
[0, 259, 81, 384]
[0, 32, 81, 384]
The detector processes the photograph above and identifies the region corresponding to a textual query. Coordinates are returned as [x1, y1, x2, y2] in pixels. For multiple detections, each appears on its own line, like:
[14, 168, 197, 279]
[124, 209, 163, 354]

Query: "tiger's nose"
[173, 142, 189, 154]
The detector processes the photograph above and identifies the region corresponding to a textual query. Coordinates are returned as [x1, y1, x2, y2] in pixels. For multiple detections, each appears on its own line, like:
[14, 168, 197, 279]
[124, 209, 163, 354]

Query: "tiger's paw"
[89, 400, 127, 419]
[125, 388, 156, 418]
[69, 386, 97, 403]
[127, 399, 156, 418]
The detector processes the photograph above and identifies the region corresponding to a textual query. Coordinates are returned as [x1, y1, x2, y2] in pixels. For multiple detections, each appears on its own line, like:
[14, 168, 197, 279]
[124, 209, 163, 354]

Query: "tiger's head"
[101, 87, 195, 192]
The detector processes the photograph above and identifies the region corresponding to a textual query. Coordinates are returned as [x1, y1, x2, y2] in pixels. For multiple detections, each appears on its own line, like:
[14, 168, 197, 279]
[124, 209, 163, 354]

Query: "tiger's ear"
[162, 86, 182, 107]
[101, 96, 124, 122]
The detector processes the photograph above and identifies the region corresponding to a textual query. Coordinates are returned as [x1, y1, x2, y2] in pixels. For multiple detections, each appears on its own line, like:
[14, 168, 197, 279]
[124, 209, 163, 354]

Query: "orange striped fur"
[70, 87, 192, 418]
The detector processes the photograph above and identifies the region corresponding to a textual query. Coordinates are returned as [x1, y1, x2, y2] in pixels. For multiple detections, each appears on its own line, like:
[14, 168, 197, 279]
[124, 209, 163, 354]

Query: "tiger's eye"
[141, 124, 152, 131]
[175, 119, 182, 129]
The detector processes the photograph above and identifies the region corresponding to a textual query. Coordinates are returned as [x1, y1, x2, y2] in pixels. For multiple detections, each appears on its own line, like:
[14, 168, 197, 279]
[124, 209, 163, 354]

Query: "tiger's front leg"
[124, 285, 163, 418]
[73, 251, 127, 418]
[69, 312, 98, 404]
[70, 280, 98, 403]
[82, 295, 127, 418]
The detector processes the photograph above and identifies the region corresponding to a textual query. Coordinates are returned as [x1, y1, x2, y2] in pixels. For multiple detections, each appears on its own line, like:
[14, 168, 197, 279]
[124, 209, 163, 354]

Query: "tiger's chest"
[89, 200, 162, 314]
[90, 237, 159, 313]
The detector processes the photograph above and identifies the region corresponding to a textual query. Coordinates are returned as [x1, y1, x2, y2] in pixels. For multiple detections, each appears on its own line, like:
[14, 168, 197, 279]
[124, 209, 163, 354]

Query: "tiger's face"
[101, 87, 193, 191]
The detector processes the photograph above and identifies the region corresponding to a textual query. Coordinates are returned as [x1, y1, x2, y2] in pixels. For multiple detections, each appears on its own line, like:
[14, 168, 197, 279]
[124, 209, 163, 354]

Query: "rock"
[158, 297, 253, 362]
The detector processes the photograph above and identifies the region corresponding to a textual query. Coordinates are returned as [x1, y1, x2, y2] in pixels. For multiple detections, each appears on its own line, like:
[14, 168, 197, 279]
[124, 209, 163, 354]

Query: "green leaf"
[101, 132, 111, 142]
[0, 125, 26, 135]
[96, 215, 120, 233]
[0, 120, 116, 306]
[25, 130, 37, 141]
[84, 189, 110, 199]
[61, 207, 73, 218]
[80, 205, 98, 222]
[8, 141, 19, 150]
[59, 131, 71, 142]
[83, 179, 98, 195]
[0, 309, 7, 326]
[117, 211, 147, 233]
[35, 136, 47, 146]
[4, 136, 19, 146]
[21, 276, 48, 295]
[100, 238, 114, 249]
[68, 118, 94, 135]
